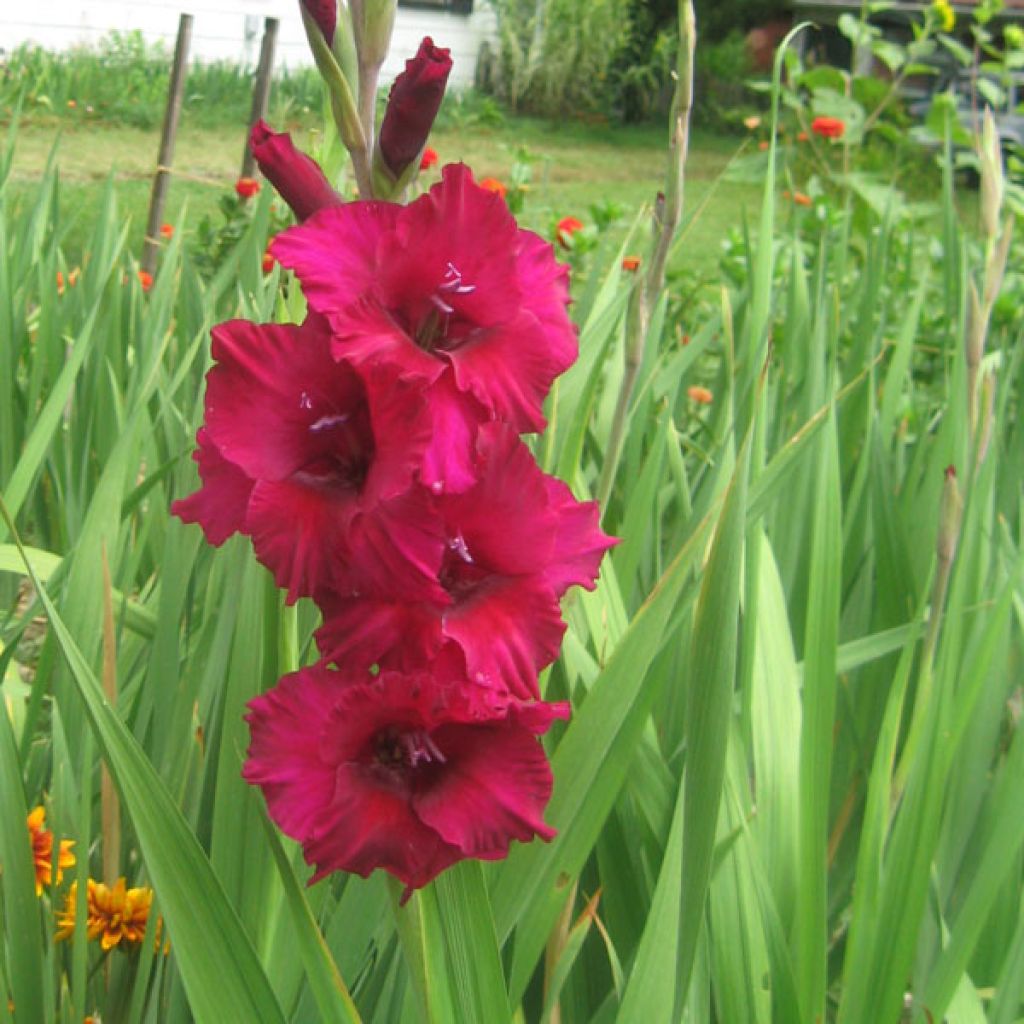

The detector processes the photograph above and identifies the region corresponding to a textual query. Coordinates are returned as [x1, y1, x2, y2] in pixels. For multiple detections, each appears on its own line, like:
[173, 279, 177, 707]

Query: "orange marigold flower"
[743, 115, 761, 130]
[67, 99, 77, 109]
[811, 116, 845, 139]
[797, 130, 809, 142]
[687, 385, 713, 405]
[27, 806, 75, 895]
[555, 215, 584, 248]
[262, 250, 276, 274]
[758, 140, 769, 151]
[419, 146, 439, 171]
[159, 223, 174, 239]
[56, 878, 154, 951]
[478, 177, 507, 199]
[137, 270, 153, 292]
[792, 191, 812, 207]
[235, 177, 261, 199]
[621, 255, 641, 272]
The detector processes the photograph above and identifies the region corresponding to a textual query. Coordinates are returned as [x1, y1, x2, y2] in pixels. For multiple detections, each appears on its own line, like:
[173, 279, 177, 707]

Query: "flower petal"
[271, 202, 400, 316]
[315, 593, 444, 670]
[305, 763, 462, 891]
[413, 719, 557, 857]
[204, 317, 362, 482]
[541, 476, 618, 596]
[243, 667, 344, 843]
[245, 478, 360, 603]
[171, 428, 254, 546]
[439, 423, 554, 576]
[443, 576, 566, 700]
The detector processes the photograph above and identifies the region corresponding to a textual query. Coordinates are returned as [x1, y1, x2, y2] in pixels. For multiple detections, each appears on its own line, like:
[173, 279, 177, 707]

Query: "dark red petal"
[413, 720, 557, 857]
[446, 308, 571, 433]
[419, 372, 488, 495]
[327, 301, 442, 383]
[305, 764, 463, 891]
[541, 476, 618, 596]
[242, 667, 342, 843]
[380, 164, 521, 331]
[271, 203, 400, 318]
[340, 491, 447, 604]
[439, 424, 555, 576]
[443, 576, 566, 701]
[245, 478, 359, 603]
[204, 317, 361, 482]
[315, 593, 444, 670]
[171, 428, 254, 545]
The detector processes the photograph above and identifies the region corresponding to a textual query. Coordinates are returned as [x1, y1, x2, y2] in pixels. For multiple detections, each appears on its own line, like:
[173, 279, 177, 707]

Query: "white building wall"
[0, 1, 497, 87]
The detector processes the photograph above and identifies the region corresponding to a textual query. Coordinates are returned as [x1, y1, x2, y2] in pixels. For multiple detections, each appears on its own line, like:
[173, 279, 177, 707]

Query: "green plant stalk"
[597, 0, 695, 509]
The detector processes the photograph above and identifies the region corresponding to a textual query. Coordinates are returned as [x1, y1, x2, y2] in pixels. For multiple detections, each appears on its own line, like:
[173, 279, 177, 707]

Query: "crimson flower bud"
[378, 37, 452, 177]
[300, 0, 337, 47]
[250, 120, 343, 222]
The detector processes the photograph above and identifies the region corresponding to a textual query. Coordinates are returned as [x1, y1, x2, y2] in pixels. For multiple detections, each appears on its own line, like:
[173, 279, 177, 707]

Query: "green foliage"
[488, 0, 631, 117]
[0, 33, 323, 131]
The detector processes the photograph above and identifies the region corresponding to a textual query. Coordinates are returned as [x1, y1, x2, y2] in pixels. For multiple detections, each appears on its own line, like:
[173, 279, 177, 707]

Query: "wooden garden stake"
[241, 17, 280, 178]
[141, 13, 193, 276]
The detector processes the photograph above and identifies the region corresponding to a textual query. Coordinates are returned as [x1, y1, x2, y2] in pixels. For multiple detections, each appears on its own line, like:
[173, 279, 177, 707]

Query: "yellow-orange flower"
[27, 806, 75, 896]
[478, 177, 507, 199]
[687, 385, 713, 405]
[56, 878, 153, 950]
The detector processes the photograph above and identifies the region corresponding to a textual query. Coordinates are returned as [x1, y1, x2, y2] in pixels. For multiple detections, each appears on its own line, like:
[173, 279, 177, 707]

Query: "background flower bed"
[1, 10, 1024, 1024]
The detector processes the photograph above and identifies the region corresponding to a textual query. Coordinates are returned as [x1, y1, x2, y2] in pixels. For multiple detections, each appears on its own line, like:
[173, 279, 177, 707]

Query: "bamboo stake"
[241, 18, 280, 178]
[141, 13, 192, 276]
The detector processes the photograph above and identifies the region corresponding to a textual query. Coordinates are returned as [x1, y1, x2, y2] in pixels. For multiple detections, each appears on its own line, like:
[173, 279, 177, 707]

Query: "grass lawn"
[5, 111, 758, 279]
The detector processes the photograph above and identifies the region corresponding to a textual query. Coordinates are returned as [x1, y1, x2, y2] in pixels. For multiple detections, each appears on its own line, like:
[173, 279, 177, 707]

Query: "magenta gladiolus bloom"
[271, 165, 576, 490]
[243, 663, 568, 897]
[315, 424, 615, 699]
[172, 315, 444, 603]
[250, 120, 343, 222]
[379, 37, 452, 177]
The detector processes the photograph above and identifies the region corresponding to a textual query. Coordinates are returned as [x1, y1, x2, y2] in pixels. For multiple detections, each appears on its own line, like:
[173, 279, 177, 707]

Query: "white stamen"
[309, 413, 349, 433]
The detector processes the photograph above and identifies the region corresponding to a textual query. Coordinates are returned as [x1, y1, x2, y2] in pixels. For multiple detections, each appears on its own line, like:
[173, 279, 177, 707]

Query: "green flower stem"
[598, 0, 695, 510]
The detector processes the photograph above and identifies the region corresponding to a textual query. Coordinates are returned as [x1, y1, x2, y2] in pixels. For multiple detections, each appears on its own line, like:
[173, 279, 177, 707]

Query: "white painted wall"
[0, 1, 497, 87]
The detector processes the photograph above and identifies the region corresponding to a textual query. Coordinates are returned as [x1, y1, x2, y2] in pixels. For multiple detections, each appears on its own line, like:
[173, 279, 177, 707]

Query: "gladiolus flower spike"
[174, 160, 617, 896]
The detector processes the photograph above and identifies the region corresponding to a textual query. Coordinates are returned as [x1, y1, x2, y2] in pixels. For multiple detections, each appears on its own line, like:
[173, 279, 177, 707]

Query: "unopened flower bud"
[301, 0, 337, 46]
[359, 0, 398, 70]
[299, 0, 364, 156]
[250, 120, 343, 221]
[980, 108, 1004, 242]
[938, 465, 962, 567]
[376, 37, 452, 181]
